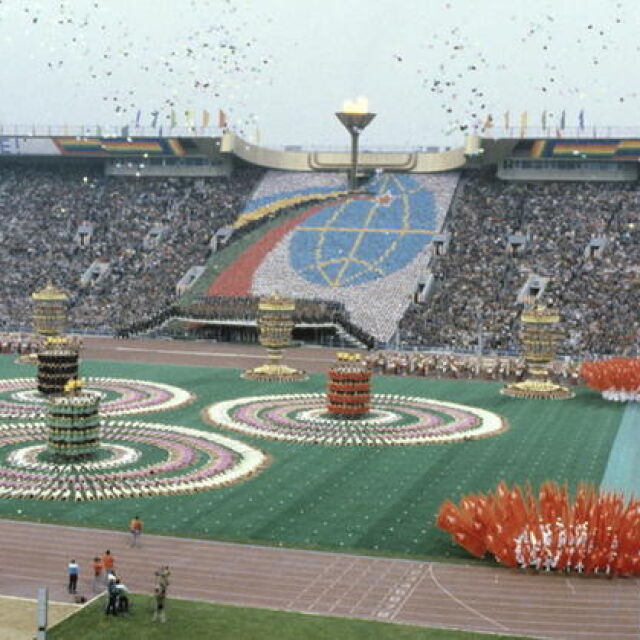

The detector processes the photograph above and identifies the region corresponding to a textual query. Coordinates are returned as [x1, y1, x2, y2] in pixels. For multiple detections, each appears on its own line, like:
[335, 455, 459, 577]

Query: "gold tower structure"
[243, 295, 307, 381]
[502, 304, 573, 399]
[32, 283, 69, 337]
[31, 283, 80, 394]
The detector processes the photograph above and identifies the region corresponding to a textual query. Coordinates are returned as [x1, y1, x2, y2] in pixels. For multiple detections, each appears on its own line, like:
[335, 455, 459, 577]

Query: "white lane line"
[113, 346, 335, 363]
[115, 347, 265, 359]
[285, 556, 345, 610]
[387, 566, 428, 622]
[428, 563, 509, 632]
[0, 593, 80, 607]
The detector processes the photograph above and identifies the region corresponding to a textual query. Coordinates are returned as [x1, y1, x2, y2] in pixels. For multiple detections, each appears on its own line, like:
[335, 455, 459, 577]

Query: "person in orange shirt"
[102, 550, 115, 583]
[129, 515, 143, 547]
[92, 556, 103, 593]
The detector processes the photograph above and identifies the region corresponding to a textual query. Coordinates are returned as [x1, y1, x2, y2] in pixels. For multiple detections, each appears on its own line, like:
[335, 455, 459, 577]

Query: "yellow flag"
[520, 111, 528, 136]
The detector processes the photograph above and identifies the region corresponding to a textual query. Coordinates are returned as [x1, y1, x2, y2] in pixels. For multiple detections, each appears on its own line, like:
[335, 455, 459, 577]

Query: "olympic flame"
[342, 96, 369, 114]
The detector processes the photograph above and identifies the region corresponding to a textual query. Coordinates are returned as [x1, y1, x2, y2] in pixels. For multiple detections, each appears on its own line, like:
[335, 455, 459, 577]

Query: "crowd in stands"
[0, 163, 263, 332]
[182, 296, 344, 324]
[251, 172, 459, 342]
[114, 304, 179, 339]
[117, 295, 377, 348]
[399, 174, 640, 356]
[248, 170, 345, 202]
[1, 160, 636, 359]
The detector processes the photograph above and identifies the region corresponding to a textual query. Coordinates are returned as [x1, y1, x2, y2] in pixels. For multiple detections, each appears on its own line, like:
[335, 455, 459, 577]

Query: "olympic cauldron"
[243, 294, 307, 381]
[31, 283, 81, 394]
[32, 282, 69, 337]
[502, 303, 573, 399]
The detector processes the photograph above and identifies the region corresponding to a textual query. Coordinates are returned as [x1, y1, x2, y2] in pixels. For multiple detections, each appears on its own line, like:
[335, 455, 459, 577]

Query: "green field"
[0, 354, 625, 561]
[48, 594, 534, 640]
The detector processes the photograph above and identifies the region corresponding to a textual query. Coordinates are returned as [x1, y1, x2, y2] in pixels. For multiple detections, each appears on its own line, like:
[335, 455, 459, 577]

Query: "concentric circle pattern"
[0, 420, 267, 500]
[0, 378, 193, 418]
[206, 393, 507, 446]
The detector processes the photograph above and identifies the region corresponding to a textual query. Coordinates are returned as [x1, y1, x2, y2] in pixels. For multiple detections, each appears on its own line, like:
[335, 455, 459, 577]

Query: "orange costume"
[129, 516, 143, 547]
[437, 481, 640, 577]
[130, 517, 143, 533]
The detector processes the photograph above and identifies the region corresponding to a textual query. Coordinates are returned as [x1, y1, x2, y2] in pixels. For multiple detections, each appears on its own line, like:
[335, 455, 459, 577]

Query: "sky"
[0, 0, 637, 149]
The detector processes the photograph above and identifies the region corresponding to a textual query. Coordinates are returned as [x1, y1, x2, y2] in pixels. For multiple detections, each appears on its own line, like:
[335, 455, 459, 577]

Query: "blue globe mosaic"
[290, 174, 438, 288]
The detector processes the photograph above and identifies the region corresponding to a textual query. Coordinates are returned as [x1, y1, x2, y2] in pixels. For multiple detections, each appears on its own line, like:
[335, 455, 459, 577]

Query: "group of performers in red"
[581, 358, 640, 401]
[437, 481, 640, 576]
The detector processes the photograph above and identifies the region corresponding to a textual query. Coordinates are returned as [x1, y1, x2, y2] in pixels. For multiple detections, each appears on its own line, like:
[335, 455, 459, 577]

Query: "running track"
[1, 337, 637, 639]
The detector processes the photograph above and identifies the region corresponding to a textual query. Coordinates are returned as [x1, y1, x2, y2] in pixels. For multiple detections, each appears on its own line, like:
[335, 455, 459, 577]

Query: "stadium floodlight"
[336, 97, 376, 191]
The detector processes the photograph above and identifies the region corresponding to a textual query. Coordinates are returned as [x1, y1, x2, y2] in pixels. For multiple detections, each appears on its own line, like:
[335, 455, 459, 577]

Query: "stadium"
[1, 2, 640, 638]
[0, 121, 637, 640]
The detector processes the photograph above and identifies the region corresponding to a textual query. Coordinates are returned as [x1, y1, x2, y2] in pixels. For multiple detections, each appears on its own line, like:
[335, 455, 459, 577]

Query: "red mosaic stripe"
[207, 200, 342, 297]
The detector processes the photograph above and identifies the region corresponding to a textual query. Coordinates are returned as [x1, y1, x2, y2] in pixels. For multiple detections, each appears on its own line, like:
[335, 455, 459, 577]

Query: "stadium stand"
[217, 171, 459, 342]
[398, 173, 640, 356]
[0, 154, 636, 357]
[0, 163, 263, 332]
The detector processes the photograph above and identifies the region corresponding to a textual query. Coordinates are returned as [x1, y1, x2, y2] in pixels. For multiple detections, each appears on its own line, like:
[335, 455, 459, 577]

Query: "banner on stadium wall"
[523, 139, 640, 160]
[53, 137, 186, 156]
[0, 136, 186, 157]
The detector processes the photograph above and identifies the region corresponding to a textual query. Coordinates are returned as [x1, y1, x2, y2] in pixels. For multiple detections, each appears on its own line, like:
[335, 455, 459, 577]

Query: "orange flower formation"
[437, 481, 640, 575]
[581, 358, 640, 401]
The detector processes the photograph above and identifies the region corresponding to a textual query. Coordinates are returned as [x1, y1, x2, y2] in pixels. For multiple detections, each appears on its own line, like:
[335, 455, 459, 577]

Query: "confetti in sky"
[0, 0, 637, 147]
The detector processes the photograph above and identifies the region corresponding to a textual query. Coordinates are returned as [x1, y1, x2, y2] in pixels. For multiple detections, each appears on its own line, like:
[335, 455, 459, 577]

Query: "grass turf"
[0, 355, 625, 562]
[48, 593, 534, 640]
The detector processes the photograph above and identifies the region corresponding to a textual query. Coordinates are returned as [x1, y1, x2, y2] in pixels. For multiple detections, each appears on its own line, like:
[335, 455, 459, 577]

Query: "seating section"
[209, 171, 459, 341]
[0, 164, 262, 332]
[399, 174, 639, 355]
[5, 160, 633, 356]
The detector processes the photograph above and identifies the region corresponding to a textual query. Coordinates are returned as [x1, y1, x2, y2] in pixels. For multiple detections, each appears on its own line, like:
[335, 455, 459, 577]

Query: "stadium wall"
[220, 133, 467, 173]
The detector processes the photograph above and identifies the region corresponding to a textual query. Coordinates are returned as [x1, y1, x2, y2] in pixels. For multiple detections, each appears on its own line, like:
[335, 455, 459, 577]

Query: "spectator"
[129, 515, 143, 547]
[67, 559, 79, 594]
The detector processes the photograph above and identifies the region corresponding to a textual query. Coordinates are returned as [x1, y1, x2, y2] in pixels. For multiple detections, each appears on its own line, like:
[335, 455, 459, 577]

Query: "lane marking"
[0, 593, 80, 607]
[428, 564, 509, 632]
[113, 346, 335, 364]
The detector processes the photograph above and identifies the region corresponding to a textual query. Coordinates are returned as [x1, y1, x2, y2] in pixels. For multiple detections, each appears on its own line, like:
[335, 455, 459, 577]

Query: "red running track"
[0, 519, 639, 639]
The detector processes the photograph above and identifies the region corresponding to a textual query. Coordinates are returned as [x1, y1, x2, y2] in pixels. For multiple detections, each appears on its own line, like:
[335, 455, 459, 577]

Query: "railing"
[287, 143, 448, 153]
[485, 126, 640, 139]
[0, 125, 450, 151]
[0, 124, 224, 138]
[5, 123, 640, 148]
